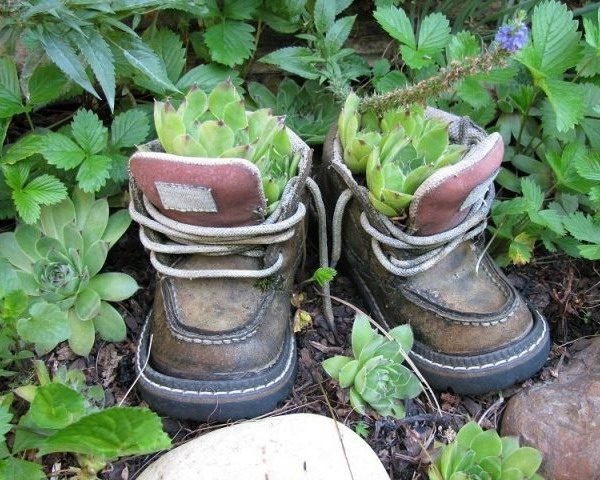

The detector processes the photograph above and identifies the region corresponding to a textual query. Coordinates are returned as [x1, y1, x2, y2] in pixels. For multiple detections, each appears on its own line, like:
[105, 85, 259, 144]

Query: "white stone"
[137, 413, 390, 480]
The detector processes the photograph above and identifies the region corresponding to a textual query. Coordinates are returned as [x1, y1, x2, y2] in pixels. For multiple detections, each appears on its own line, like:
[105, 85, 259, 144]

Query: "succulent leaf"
[93, 302, 126, 342]
[207, 79, 241, 119]
[322, 355, 353, 379]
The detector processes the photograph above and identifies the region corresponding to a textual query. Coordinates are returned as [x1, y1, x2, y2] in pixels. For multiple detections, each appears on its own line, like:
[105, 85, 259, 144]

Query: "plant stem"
[25, 111, 34, 131]
[359, 49, 510, 115]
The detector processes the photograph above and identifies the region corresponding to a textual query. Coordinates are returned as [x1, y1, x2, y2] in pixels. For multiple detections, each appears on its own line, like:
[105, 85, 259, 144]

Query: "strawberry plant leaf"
[27, 64, 66, 106]
[205, 21, 256, 67]
[223, 0, 261, 21]
[516, 0, 582, 79]
[38, 407, 171, 458]
[76, 155, 112, 193]
[538, 78, 584, 132]
[40, 133, 86, 170]
[111, 109, 150, 149]
[418, 12, 450, 55]
[373, 6, 415, 49]
[71, 110, 108, 155]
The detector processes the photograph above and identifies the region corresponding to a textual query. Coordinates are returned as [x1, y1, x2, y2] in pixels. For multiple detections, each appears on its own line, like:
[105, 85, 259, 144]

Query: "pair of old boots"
[128, 110, 550, 421]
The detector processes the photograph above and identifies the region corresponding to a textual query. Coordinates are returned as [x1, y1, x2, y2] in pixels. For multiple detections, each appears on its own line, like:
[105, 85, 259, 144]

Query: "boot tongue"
[408, 133, 503, 236]
[130, 152, 266, 227]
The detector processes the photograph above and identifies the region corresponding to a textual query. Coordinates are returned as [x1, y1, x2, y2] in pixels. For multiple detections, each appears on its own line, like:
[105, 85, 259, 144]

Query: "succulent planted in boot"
[338, 93, 466, 217]
[0, 189, 137, 356]
[428, 421, 544, 480]
[154, 80, 299, 213]
[322, 314, 421, 419]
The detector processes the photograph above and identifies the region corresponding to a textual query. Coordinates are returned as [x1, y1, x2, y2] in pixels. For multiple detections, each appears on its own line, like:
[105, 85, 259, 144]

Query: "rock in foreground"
[501, 338, 600, 480]
[137, 413, 389, 480]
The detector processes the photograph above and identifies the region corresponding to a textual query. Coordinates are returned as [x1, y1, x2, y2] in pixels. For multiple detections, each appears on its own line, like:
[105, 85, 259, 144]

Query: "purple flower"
[495, 23, 529, 52]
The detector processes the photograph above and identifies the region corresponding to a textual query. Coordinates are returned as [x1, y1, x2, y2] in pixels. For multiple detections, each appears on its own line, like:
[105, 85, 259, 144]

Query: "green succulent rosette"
[154, 80, 300, 214]
[0, 189, 137, 356]
[429, 421, 544, 480]
[337, 93, 466, 217]
[323, 314, 421, 419]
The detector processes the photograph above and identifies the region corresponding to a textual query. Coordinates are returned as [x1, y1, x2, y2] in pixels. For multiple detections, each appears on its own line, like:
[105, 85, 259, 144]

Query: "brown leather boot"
[128, 132, 319, 421]
[321, 108, 550, 394]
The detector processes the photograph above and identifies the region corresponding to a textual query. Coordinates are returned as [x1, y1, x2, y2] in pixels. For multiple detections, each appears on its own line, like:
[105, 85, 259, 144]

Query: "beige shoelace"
[129, 176, 335, 329]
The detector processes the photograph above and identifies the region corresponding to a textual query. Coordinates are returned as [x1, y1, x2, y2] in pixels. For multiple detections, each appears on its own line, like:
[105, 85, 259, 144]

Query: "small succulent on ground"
[428, 421, 544, 480]
[0, 189, 137, 356]
[338, 93, 465, 217]
[154, 80, 300, 213]
[322, 314, 421, 418]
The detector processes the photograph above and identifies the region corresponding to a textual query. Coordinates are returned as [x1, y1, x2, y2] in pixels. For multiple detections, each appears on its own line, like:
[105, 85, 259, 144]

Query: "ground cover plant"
[0, 0, 598, 478]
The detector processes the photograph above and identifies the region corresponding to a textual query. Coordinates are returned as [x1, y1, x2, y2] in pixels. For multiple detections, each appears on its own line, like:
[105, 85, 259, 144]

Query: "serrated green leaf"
[17, 302, 69, 348]
[325, 16, 356, 52]
[205, 21, 256, 67]
[111, 36, 178, 93]
[373, 6, 415, 49]
[418, 12, 450, 55]
[76, 155, 112, 193]
[12, 189, 40, 224]
[34, 29, 98, 98]
[1, 134, 44, 165]
[145, 28, 186, 83]
[111, 109, 150, 149]
[71, 110, 108, 155]
[72, 28, 116, 111]
[563, 212, 600, 244]
[93, 301, 126, 342]
[27, 63, 67, 106]
[27, 382, 86, 430]
[516, 0, 582, 78]
[457, 77, 492, 109]
[40, 133, 86, 170]
[0, 57, 27, 118]
[508, 232, 536, 265]
[260, 47, 320, 80]
[0, 458, 45, 480]
[38, 407, 171, 458]
[539, 79, 584, 132]
[521, 177, 544, 212]
[88, 272, 138, 301]
[375, 71, 408, 93]
[575, 151, 600, 181]
[314, 0, 336, 34]
[222, 0, 261, 20]
[447, 31, 481, 62]
[20, 175, 67, 220]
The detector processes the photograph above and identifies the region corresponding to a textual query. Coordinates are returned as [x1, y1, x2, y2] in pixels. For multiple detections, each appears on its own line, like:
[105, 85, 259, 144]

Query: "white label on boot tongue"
[155, 181, 218, 213]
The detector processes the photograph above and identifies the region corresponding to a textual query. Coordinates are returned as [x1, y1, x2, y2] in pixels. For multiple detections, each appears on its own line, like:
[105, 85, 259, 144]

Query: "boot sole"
[135, 312, 297, 422]
[351, 270, 551, 395]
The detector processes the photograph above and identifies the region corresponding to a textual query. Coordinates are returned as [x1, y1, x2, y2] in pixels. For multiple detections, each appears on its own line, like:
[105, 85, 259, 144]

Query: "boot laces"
[129, 176, 335, 329]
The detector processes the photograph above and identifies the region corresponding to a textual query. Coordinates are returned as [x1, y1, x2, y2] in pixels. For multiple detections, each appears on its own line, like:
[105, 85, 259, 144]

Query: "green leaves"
[429, 421, 543, 480]
[261, 47, 321, 80]
[0, 57, 29, 118]
[9, 379, 170, 476]
[205, 21, 256, 67]
[516, 1, 583, 132]
[373, 6, 450, 69]
[516, 1, 581, 79]
[0, 189, 136, 356]
[39, 407, 171, 458]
